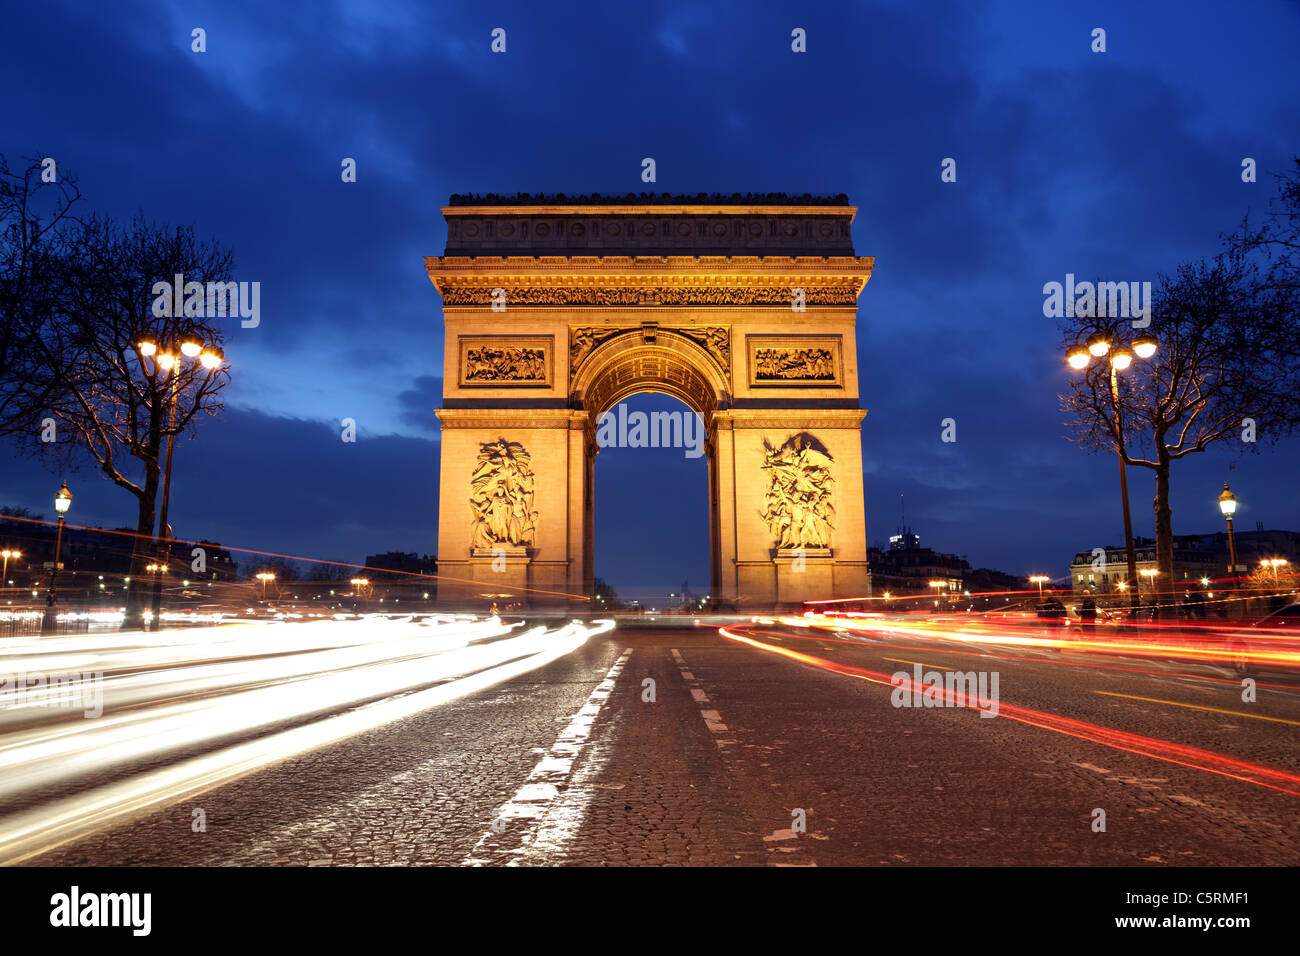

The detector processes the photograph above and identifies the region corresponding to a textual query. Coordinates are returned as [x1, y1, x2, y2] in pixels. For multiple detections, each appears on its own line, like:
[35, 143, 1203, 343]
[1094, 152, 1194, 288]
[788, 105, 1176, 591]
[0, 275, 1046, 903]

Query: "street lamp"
[1029, 574, 1049, 597]
[1261, 558, 1289, 587]
[1065, 334, 1157, 607]
[138, 338, 225, 629]
[1139, 567, 1158, 600]
[1218, 482, 1239, 575]
[928, 579, 949, 607]
[256, 572, 276, 598]
[41, 481, 72, 635]
[1, 549, 20, 584]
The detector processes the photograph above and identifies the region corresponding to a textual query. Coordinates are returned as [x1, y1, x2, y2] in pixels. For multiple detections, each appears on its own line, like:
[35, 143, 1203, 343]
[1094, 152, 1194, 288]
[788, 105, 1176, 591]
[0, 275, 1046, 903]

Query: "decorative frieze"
[458, 336, 553, 388]
[440, 284, 861, 307]
[747, 335, 843, 388]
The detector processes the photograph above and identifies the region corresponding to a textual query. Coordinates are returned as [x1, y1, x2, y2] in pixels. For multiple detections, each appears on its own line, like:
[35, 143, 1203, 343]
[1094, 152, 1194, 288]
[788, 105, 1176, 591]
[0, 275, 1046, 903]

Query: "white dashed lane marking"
[670, 647, 818, 866]
[670, 648, 737, 746]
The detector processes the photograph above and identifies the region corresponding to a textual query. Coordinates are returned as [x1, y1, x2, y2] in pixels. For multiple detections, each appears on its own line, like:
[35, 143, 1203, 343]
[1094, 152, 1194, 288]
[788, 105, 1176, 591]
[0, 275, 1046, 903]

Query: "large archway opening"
[592, 391, 711, 610]
[573, 333, 729, 609]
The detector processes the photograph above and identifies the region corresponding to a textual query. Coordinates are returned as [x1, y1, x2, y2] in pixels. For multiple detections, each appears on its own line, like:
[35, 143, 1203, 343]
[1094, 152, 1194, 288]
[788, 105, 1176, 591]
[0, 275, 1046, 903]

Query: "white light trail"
[0, 614, 613, 864]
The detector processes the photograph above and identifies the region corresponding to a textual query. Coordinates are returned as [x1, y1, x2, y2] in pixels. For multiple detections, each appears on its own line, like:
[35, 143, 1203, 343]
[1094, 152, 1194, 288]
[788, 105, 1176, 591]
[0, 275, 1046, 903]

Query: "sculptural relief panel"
[747, 335, 843, 388]
[440, 284, 861, 307]
[458, 335, 553, 387]
[469, 438, 538, 550]
[759, 432, 836, 550]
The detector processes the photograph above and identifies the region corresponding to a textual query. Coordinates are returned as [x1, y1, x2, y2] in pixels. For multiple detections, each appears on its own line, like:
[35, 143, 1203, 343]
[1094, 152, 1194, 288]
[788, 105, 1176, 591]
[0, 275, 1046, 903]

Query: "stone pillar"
[435, 409, 576, 608]
[711, 414, 739, 608]
[566, 412, 591, 602]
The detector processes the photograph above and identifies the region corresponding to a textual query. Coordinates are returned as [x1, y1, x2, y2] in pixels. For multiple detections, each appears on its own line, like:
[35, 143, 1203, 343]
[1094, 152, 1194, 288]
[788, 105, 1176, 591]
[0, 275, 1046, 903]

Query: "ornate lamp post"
[1218, 482, 1239, 576]
[256, 572, 276, 599]
[40, 481, 72, 635]
[1066, 334, 1156, 608]
[1029, 575, 1049, 598]
[138, 339, 225, 629]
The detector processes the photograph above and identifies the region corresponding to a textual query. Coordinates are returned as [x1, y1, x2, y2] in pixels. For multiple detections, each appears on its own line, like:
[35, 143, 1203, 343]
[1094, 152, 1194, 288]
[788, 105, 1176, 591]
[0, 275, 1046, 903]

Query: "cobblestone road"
[27, 620, 1300, 866]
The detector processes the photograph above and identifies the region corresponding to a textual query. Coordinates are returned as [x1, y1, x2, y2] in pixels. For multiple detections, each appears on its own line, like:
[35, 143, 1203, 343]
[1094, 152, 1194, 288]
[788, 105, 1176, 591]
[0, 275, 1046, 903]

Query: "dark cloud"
[0, 409, 438, 569]
[1, 0, 1297, 591]
[395, 376, 443, 435]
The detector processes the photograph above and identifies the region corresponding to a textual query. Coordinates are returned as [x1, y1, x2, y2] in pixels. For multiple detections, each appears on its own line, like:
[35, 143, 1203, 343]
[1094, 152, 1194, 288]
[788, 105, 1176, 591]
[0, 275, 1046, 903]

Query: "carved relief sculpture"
[442, 285, 860, 307]
[571, 326, 731, 383]
[678, 326, 730, 372]
[570, 327, 622, 372]
[469, 438, 537, 549]
[459, 336, 551, 387]
[464, 346, 546, 382]
[754, 347, 836, 381]
[759, 433, 835, 549]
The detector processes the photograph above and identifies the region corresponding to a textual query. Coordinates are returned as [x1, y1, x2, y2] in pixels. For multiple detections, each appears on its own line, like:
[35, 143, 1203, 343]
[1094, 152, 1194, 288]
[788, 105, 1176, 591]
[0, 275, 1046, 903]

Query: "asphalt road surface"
[16, 617, 1300, 867]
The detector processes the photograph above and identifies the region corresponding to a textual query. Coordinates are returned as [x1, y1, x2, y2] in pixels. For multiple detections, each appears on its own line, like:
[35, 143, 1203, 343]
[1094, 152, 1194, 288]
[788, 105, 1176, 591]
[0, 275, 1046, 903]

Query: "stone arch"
[570, 330, 731, 424]
[429, 196, 871, 609]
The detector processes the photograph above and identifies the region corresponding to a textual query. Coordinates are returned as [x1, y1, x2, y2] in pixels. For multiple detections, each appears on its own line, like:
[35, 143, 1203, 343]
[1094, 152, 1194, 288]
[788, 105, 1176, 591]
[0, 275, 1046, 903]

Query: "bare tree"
[1, 176, 235, 627]
[306, 560, 354, 582]
[1061, 168, 1300, 587]
[0, 154, 83, 433]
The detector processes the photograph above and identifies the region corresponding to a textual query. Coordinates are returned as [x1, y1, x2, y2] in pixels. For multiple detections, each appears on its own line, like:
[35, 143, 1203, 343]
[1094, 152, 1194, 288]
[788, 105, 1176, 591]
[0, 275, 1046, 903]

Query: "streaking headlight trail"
[0, 614, 612, 864]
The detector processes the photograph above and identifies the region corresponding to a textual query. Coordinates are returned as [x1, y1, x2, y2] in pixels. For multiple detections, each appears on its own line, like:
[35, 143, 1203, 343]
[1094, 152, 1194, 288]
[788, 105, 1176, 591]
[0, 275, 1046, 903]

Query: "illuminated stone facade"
[428, 195, 872, 608]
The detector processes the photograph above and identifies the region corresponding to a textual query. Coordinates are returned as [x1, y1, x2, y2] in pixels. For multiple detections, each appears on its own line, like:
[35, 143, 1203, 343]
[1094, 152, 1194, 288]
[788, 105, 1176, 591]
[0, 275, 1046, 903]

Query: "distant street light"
[256, 571, 276, 598]
[1029, 574, 1049, 597]
[1262, 558, 1289, 587]
[1, 548, 20, 584]
[1066, 334, 1157, 607]
[1218, 482, 1239, 576]
[41, 481, 72, 635]
[138, 338, 226, 629]
[1139, 567, 1158, 599]
[928, 580, 949, 606]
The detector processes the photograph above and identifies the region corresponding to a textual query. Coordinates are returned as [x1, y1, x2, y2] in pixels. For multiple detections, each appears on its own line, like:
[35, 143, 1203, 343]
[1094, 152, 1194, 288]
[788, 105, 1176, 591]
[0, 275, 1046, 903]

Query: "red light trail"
[719, 624, 1300, 797]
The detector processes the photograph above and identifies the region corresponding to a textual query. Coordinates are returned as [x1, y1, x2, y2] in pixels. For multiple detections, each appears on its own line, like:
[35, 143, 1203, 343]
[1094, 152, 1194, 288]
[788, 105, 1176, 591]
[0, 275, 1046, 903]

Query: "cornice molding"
[426, 255, 873, 275]
[713, 409, 868, 429]
[436, 409, 582, 429]
[442, 204, 856, 219]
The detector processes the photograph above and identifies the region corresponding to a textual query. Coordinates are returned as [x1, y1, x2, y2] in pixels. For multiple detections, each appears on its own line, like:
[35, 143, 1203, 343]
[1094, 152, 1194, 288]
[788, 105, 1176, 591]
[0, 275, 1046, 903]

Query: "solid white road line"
[464, 648, 631, 865]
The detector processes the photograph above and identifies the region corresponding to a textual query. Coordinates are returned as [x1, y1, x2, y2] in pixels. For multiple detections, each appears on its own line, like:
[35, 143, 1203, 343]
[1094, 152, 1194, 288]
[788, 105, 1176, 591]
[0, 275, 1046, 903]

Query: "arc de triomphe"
[427, 194, 872, 608]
